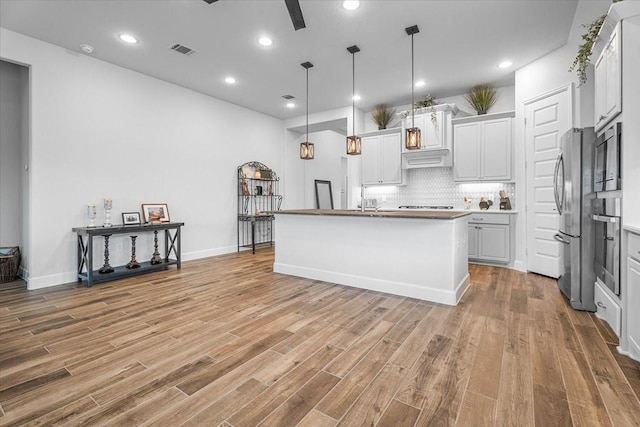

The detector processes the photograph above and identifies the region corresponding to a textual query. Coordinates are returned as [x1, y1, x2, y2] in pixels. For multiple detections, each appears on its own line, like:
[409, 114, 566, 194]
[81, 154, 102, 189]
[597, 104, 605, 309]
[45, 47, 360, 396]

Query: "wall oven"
[592, 198, 621, 295]
[594, 122, 621, 192]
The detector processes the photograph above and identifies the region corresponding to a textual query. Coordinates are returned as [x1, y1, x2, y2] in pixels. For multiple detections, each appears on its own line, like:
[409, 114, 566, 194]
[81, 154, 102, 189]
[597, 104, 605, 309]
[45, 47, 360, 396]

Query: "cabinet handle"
[597, 115, 606, 123]
[596, 301, 606, 309]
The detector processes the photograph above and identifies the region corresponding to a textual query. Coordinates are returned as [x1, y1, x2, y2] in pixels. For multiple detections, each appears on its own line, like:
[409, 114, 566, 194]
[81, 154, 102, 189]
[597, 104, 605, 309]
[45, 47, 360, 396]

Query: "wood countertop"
[273, 209, 471, 220]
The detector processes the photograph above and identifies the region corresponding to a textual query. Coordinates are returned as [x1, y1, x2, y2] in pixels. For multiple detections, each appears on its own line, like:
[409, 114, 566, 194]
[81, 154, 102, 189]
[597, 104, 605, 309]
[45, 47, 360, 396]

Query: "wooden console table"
[72, 222, 184, 287]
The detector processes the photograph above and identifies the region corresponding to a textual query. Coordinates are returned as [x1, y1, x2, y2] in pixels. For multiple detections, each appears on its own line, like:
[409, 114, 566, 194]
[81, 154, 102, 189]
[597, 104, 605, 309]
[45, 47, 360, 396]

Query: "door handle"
[554, 233, 570, 244]
[597, 301, 606, 309]
[592, 214, 619, 223]
[553, 153, 563, 215]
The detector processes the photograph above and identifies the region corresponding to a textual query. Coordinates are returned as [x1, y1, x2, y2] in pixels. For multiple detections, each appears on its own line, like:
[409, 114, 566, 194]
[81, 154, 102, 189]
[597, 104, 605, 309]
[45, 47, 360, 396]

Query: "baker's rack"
[237, 161, 282, 253]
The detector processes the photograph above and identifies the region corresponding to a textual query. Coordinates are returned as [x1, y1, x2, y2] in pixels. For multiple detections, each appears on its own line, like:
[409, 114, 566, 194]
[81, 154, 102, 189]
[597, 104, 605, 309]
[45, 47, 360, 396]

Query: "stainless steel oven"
[594, 122, 621, 192]
[592, 198, 621, 295]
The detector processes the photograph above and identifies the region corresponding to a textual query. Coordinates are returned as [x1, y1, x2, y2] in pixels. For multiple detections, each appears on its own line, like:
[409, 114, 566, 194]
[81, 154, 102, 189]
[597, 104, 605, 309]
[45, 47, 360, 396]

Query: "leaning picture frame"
[122, 212, 141, 226]
[141, 203, 170, 223]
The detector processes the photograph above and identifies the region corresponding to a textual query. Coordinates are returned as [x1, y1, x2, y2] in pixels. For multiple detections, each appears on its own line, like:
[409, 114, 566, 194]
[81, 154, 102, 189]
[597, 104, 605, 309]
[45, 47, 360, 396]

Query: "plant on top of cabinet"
[464, 84, 497, 115]
[569, 14, 606, 86]
[371, 104, 396, 130]
[414, 94, 438, 123]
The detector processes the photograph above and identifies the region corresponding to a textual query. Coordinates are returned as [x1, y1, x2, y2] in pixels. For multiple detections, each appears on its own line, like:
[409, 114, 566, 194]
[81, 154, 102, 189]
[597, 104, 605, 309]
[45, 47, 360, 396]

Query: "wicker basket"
[0, 246, 21, 283]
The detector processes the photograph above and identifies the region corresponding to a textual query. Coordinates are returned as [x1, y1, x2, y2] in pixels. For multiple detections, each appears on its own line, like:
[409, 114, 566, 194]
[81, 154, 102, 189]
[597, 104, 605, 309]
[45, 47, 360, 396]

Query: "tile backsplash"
[365, 168, 516, 210]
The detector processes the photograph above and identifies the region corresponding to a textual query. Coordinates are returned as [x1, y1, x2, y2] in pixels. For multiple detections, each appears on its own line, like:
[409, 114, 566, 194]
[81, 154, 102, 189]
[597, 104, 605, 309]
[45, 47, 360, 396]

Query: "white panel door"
[380, 133, 401, 183]
[453, 122, 481, 180]
[524, 86, 572, 278]
[361, 135, 381, 185]
[482, 118, 512, 181]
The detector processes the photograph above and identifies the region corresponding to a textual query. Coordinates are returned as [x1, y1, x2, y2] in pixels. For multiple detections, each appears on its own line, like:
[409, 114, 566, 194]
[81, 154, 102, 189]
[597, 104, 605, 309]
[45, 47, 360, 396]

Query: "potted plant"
[371, 104, 396, 130]
[414, 94, 438, 123]
[464, 84, 497, 115]
[569, 14, 606, 86]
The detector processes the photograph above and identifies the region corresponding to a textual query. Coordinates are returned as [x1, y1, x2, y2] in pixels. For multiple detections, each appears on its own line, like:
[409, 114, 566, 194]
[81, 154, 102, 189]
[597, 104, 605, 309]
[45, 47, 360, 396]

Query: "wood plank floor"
[1, 248, 639, 426]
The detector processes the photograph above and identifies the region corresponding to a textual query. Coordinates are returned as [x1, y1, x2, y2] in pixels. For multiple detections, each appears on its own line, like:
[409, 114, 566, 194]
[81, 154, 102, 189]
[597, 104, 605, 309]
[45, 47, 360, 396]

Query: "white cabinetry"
[594, 21, 622, 133]
[361, 128, 403, 186]
[625, 231, 640, 360]
[400, 103, 459, 169]
[452, 112, 514, 182]
[468, 213, 511, 264]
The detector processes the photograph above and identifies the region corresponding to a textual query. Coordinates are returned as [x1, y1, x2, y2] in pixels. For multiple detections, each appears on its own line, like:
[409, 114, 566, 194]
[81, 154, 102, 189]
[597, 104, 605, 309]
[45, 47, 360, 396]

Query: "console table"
[72, 222, 184, 287]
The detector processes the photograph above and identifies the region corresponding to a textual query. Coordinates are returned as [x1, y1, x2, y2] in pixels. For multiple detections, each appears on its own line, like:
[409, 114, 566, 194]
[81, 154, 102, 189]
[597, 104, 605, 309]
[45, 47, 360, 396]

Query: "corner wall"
[0, 28, 285, 289]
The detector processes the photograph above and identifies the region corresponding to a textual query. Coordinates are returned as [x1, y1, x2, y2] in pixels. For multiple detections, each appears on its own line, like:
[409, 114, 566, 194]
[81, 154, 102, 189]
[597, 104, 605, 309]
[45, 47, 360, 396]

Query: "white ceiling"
[0, 0, 579, 120]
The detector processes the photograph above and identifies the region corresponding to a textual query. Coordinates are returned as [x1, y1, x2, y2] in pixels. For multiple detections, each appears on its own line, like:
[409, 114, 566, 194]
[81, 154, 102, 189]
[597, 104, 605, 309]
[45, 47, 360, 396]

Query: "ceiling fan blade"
[284, 0, 306, 31]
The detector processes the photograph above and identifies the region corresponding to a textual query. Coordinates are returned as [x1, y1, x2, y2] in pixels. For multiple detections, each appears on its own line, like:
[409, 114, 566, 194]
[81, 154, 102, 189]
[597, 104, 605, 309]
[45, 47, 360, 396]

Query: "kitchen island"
[273, 209, 471, 305]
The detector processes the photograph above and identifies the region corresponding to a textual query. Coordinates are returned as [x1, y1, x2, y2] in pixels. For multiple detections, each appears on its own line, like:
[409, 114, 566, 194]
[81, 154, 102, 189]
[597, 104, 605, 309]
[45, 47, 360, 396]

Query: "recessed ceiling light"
[415, 80, 426, 87]
[343, 1, 360, 10]
[80, 44, 94, 54]
[225, 76, 237, 84]
[258, 37, 273, 46]
[286, 102, 296, 108]
[498, 60, 513, 69]
[352, 94, 361, 101]
[118, 33, 138, 44]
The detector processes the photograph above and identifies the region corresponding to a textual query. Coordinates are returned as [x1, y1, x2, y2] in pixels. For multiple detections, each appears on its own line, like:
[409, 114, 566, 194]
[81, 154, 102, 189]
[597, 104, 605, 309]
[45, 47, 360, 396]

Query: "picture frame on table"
[122, 212, 141, 226]
[141, 203, 170, 223]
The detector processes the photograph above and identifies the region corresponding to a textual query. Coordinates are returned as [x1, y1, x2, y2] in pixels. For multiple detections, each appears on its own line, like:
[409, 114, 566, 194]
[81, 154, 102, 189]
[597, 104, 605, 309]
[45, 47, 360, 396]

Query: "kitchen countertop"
[273, 209, 470, 220]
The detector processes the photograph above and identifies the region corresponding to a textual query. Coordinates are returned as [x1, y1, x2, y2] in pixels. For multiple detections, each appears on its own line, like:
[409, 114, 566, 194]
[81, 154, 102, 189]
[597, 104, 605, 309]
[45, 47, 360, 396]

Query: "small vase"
[378, 126, 386, 130]
[477, 111, 487, 115]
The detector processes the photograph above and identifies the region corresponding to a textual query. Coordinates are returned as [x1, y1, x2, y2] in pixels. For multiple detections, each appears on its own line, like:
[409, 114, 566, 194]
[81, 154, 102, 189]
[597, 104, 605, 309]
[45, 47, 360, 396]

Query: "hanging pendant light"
[300, 61, 315, 160]
[346, 45, 361, 155]
[405, 25, 421, 150]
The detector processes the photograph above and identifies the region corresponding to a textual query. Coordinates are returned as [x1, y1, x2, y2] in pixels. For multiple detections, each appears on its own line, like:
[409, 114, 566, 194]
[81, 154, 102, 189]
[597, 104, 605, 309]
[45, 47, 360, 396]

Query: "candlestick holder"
[126, 235, 140, 269]
[99, 234, 114, 274]
[87, 204, 97, 227]
[103, 198, 113, 227]
[150, 230, 163, 265]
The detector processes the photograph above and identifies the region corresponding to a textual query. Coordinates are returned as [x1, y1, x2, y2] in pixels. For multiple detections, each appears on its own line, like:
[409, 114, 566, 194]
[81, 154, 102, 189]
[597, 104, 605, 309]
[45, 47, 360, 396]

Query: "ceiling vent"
[282, 95, 295, 99]
[170, 43, 196, 56]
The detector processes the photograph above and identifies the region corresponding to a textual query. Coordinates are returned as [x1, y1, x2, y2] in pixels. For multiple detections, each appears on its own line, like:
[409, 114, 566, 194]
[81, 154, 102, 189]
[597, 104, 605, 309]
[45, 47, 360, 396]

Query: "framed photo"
[122, 212, 141, 226]
[141, 203, 170, 223]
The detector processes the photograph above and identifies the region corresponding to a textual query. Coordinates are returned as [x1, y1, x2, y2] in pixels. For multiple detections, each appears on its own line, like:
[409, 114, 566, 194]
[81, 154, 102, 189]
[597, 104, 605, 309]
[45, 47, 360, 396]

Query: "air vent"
[282, 95, 295, 100]
[170, 43, 196, 56]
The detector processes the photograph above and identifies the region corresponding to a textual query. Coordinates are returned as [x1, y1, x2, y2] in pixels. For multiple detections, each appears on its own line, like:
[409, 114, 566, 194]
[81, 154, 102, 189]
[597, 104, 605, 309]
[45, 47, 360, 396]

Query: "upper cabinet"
[361, 128, 403, 186]
[594, 21, 622, 133]
[400, 104, 460, 168]
[452, 111, 514, 182]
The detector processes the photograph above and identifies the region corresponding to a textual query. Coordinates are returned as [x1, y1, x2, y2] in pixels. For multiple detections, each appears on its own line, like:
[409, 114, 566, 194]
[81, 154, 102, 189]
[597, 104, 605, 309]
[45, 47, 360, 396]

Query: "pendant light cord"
[352, 51, 355, 135]
[411, 33, 415, 129]
[306, 67, 309, 142]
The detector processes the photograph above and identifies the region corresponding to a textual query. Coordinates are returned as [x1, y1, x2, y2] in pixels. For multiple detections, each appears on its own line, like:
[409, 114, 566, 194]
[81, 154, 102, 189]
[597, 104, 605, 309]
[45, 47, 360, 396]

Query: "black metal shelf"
[237, 161, 281, 253]
[76, 260, 178, 284]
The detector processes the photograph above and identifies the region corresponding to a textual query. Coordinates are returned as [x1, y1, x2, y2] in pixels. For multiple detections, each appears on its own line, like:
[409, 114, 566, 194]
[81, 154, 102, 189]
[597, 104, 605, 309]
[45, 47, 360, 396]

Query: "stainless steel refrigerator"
[553, 127, 596, 311]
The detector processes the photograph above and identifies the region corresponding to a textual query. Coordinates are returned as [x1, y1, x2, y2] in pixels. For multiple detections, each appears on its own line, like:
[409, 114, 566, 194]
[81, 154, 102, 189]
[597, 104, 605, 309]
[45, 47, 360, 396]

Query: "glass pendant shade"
[300, 142, 314, 159]
[346, 135, 362, 155]
[406, 127, 421, 150]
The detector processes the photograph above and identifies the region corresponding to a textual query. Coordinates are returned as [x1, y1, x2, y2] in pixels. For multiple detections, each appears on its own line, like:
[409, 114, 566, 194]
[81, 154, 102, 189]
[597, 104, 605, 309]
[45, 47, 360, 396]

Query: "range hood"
[402, 149, 452, 168]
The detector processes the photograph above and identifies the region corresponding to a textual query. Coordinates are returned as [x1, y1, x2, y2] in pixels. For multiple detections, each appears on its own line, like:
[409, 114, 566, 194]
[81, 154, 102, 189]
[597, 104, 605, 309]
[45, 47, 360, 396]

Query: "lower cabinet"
[468, 213, 511, 264]
[626, 232, 640, 357]
[595, 280, 622, 336]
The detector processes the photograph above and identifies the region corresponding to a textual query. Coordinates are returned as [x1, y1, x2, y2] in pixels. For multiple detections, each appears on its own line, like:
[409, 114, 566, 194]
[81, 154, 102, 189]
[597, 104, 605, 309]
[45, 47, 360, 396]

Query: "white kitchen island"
[273, 209, 471, 305]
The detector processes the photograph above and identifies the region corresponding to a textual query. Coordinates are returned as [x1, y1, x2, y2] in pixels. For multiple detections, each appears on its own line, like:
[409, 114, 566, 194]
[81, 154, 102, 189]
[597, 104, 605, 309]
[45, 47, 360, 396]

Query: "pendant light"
[300, 61, 315, 160]
[346, 45, 361, 155]
[405, 25, 421, 150]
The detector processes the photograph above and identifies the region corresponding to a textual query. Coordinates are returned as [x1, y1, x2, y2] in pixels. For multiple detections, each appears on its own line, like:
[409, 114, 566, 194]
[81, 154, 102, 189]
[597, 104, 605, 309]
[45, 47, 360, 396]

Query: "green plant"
[464, 84, 497, 115]
[569, 14, 606, 86]
[414, 94, 438, 123]
[371, 104, 396, 129]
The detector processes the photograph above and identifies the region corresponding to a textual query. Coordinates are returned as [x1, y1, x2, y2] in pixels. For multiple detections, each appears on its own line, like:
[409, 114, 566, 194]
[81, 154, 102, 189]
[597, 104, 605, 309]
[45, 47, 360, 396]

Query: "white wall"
[513, 0, 612, 272]
[0, 60, 28, 274]
[0, 28, 285, 289]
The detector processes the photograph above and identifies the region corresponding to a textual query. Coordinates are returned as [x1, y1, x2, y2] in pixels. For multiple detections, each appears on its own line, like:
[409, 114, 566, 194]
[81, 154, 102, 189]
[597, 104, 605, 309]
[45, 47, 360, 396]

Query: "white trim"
[274, 262, 469, 306]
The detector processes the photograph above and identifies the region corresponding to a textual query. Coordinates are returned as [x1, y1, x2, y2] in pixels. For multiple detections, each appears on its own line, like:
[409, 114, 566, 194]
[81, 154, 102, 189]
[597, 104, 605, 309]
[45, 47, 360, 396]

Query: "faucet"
[360, 185, 366, 212]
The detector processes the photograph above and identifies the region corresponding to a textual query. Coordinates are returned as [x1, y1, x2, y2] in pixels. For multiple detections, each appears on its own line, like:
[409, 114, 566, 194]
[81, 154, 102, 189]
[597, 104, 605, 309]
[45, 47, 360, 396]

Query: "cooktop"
[398, 205, 454, 210]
